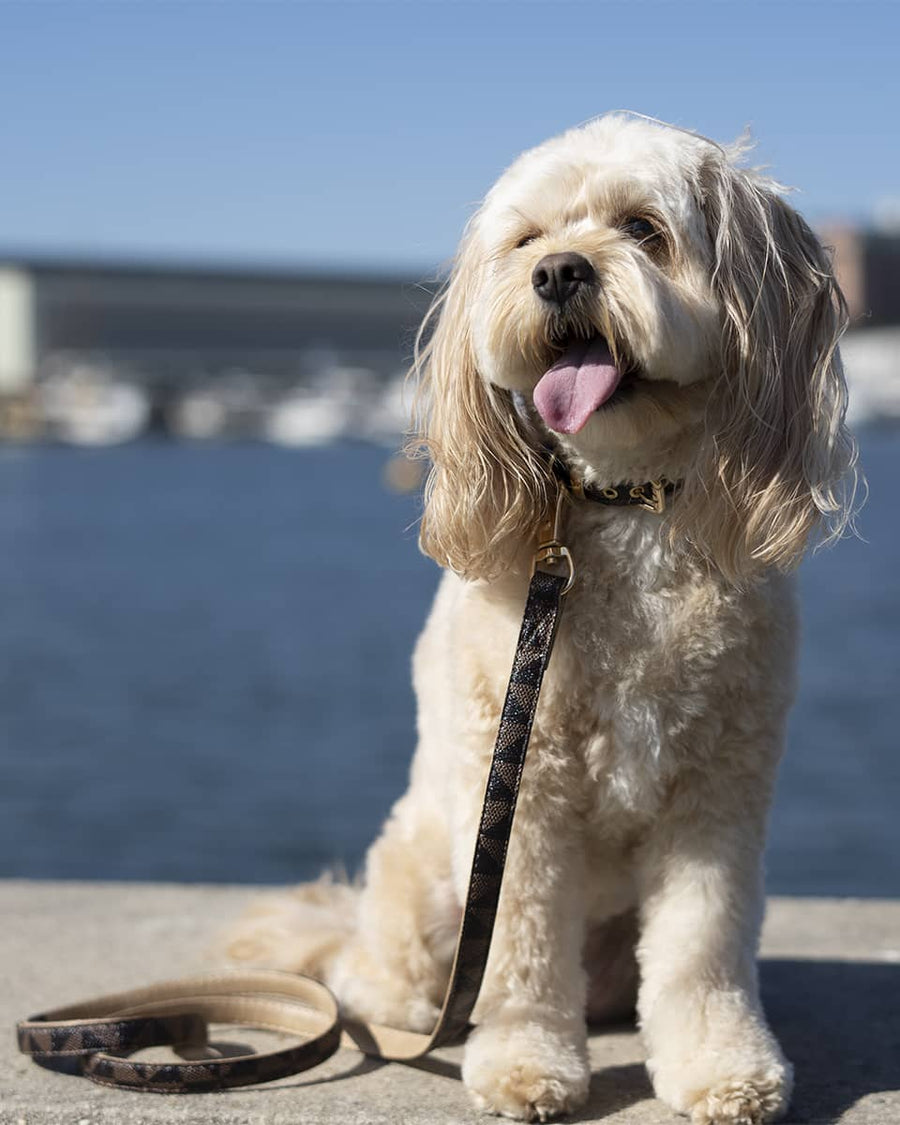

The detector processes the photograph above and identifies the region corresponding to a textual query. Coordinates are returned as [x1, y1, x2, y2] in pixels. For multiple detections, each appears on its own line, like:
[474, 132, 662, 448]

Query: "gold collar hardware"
[532, 487, 575, 595]
[629, 478, 668, 514]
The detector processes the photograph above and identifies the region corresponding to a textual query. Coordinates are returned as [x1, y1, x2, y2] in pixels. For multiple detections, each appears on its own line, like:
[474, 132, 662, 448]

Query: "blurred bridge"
[0, 255, 435, 393]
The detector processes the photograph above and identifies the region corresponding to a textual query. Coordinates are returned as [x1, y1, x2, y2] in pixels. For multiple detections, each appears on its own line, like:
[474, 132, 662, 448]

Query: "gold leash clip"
[532, 488, 575, 595]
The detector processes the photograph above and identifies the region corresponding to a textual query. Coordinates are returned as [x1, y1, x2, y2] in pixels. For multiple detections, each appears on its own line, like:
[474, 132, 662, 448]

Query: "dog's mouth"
[533, 332, 638, 434]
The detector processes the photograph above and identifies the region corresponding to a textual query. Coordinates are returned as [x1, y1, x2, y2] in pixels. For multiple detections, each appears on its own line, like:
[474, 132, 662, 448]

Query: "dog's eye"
[620, 217, 659, 243]
[515, 232, 540, 249]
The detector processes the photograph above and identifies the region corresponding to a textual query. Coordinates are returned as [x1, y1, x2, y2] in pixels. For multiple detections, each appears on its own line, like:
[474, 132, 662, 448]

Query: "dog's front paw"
[462, 1018, 589, 1121]
[643, 979, 793, 1125]
[649, 1050, 792, 1125]
[689, 1075, 791, 1124]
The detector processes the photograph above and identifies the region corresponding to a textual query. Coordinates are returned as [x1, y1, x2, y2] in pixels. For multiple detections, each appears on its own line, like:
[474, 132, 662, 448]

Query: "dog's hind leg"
[226, 791, 457, 1035]
[327, 792, 459, 1034]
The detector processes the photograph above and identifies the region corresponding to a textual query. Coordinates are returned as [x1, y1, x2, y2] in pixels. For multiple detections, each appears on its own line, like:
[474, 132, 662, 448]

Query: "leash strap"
[17, 973, 341, 1091]
[17, 568, 569, 1091]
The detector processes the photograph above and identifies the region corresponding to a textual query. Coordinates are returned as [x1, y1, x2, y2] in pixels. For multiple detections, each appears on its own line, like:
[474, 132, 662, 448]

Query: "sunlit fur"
[413, 115, 856, 583]
[228, 116, 859, 1125]
[410, 238, 555, 580]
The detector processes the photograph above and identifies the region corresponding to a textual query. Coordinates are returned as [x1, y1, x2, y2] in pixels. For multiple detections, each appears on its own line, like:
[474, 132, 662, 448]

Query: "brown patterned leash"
[17, 497, 573, 1092]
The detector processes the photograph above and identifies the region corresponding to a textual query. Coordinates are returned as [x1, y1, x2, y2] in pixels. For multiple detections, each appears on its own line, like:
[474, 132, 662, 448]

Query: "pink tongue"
[533, 337, 621, 434]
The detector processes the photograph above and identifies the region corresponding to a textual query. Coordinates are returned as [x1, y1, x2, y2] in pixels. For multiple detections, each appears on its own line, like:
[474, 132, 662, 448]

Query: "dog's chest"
[538, 519, 739, 823]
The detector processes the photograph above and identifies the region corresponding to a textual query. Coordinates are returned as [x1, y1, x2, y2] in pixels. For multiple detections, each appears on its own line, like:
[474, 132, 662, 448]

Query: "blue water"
[0, 435, 897, 896]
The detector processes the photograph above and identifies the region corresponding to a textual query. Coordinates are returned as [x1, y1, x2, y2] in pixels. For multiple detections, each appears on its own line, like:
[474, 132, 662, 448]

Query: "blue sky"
[0, 0, 897, 272]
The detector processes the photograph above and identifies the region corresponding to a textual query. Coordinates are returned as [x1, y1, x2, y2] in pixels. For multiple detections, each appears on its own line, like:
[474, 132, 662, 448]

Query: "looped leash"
[17, 497, 574, 1092]
[18, 972, 340, 1091]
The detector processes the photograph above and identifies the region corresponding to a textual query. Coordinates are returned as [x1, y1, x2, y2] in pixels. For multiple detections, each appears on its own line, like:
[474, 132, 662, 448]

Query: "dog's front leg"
[459, 771, 591, 1123]
[636, 760, 792, 1125]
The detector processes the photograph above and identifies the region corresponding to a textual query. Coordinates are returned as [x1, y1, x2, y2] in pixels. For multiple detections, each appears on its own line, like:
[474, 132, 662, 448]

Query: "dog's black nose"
[531, 252, 595, 307]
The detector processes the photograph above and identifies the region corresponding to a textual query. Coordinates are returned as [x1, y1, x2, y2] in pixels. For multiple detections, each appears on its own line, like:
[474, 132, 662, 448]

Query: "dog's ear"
[409, 223, 551, 580]
[673, 153, 858, 582]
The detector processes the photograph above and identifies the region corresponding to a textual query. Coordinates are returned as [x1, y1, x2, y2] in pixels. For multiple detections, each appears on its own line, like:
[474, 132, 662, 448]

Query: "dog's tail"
[223, 872, 359, 981]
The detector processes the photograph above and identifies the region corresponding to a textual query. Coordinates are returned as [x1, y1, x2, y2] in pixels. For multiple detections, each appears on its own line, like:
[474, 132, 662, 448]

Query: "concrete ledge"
[3, 881, 899, 1124]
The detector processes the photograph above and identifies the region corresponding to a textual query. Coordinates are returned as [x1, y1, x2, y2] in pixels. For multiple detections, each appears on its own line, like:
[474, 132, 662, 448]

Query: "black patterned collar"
[548, 456, 680, 515]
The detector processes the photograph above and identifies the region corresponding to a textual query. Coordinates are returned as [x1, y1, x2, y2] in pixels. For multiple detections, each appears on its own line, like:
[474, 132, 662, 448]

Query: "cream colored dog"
[230, 114, 857, 1124]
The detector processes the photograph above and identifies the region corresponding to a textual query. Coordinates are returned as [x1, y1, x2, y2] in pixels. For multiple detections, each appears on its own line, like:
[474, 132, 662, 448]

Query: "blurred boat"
[168, 390, 228, 441]
[167, 370, 271, 441]
[263, 366, 376, 447]
[842, 328, 900, 427]
[39, 365, 150, 446]
[263, 388, 350, 447]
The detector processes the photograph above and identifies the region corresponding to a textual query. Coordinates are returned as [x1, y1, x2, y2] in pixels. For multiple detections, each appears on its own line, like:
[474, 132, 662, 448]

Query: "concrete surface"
[2, 881, 898, 1124]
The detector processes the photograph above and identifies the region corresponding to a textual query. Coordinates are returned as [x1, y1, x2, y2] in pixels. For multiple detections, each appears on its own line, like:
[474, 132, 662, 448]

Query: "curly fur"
[228, 114, 858, 1124]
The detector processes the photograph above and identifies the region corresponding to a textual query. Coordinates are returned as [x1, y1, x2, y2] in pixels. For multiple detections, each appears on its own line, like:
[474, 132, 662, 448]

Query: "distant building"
[0, 256, 434, 392]
[819, 226, 900, 327]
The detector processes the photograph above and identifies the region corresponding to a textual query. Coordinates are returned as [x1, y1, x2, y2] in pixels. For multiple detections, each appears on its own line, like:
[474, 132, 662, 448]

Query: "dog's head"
[413, 114, 857, 583]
